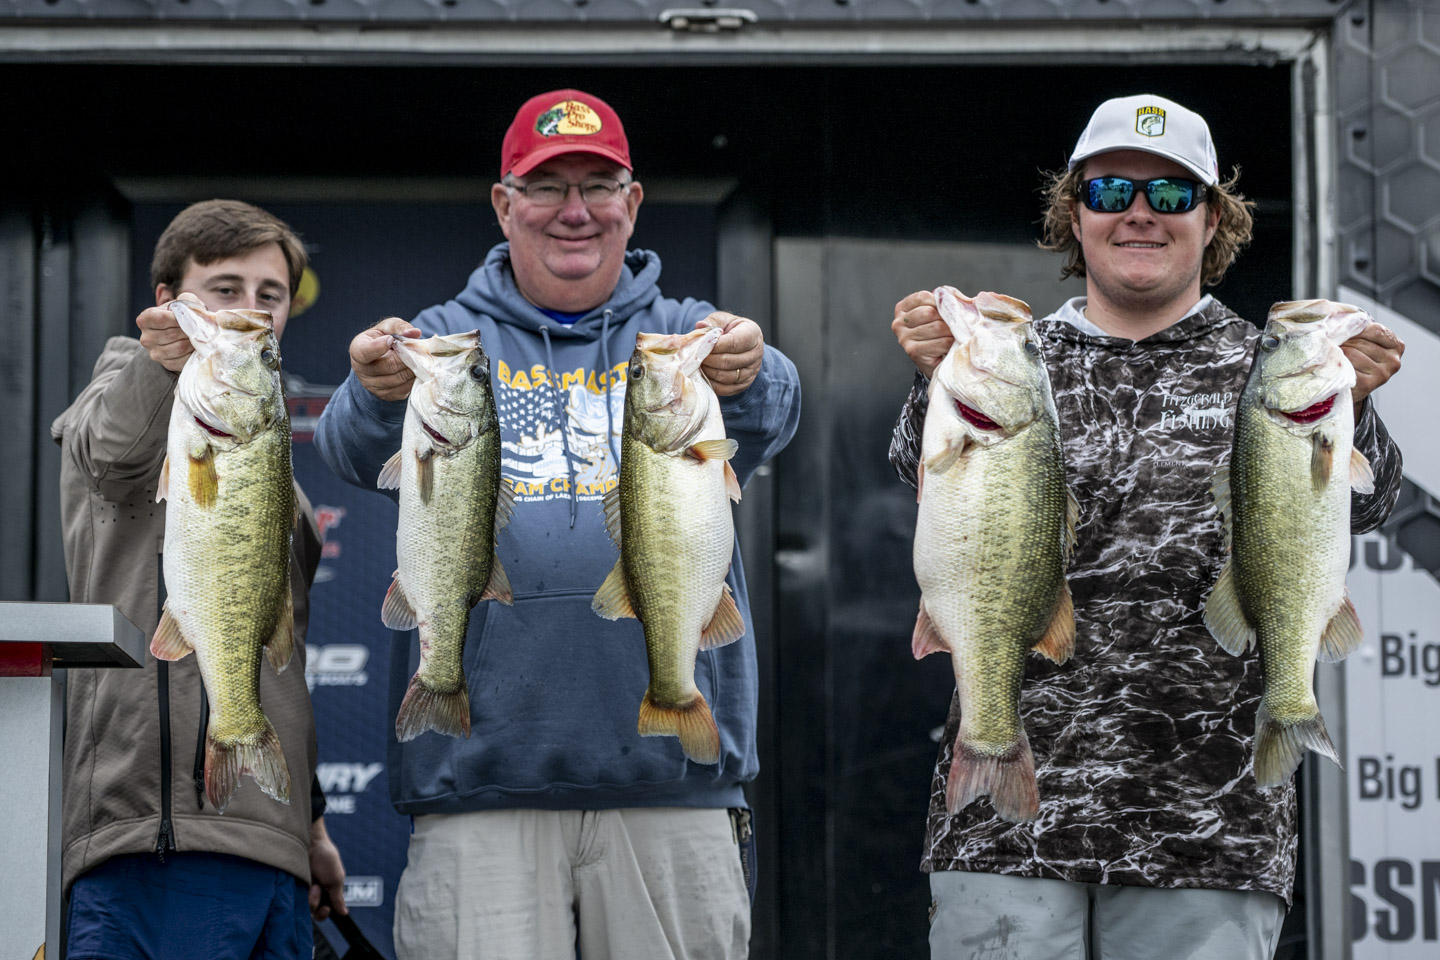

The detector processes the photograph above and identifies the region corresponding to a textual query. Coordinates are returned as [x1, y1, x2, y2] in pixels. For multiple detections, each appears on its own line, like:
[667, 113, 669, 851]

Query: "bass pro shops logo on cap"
[1136, 105, 1166, 138]
[536, 100, 603, 138]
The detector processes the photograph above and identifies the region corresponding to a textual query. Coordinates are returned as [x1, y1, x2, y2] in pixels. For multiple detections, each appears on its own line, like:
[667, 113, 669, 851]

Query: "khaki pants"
[393, 807, 750, 960]
[929, 870, 1287, 960]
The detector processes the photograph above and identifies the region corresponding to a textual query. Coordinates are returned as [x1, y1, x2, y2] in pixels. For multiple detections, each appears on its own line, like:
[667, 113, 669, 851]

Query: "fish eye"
[629, 358, 644, 379]
[1261, 335, 1280, 352]
[1023, 340, 1041, 357]
[260, 347, 276, 367]
[469, 364, 488, 382]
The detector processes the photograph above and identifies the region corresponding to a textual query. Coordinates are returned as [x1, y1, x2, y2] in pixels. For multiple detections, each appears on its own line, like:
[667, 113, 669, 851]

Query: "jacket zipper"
[192, 685, 209, 810]
[155, 560, 177, 860]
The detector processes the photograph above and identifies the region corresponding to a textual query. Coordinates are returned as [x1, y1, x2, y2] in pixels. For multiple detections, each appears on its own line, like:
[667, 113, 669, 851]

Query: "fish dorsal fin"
[150, 604, 194, 661]
[1212, 464, 1233, 551]
[1311, 431, 1336, 490]
[377, 451, 403, 490]
[591, 560, 636, 620]
[1318, 590, 1364, 663]
[602, 483, 623, 548]
[494, 478, 517, 532]
[1350, 448, 1375, 495]
[480, 556, 513, 606]
[1063, 487, 1079, 564]
[1203, 559, 1255, 655]
[381, 572, 418, 631]
[1031, 583, 1075, 665]
[700, 584, 745, 650]
[911, 601, 947, 659]
[265, 586, 295, 673]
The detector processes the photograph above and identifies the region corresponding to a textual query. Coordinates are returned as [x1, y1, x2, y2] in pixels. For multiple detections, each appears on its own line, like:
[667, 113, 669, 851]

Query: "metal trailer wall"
[4, 3, 1440, 960]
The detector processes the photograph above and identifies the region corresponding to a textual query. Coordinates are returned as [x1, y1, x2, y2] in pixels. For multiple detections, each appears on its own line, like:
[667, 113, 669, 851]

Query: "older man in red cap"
[316, 89, 801, 960]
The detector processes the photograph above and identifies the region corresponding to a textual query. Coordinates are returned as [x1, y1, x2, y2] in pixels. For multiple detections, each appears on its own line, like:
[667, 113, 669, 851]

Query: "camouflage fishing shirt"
[889, 297, 1403, 904]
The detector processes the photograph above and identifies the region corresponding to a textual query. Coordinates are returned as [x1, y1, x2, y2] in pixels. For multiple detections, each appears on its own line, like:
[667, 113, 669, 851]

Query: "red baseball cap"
[500, 89, 632, 179]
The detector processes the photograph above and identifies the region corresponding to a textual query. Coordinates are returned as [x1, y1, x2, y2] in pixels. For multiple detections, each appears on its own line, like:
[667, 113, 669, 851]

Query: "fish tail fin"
[206, 721, 291, 813]
[1253, 701, 1339, 789]
[638, 689, 720, 765]
[945, 731, 1039, 823]
[395, 675, 471, 742]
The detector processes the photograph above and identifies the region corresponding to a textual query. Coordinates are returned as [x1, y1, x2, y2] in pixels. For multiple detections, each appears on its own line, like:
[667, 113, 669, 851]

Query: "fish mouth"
[422, 422, 453, 445]
[195, 416, 234, 439]
[955, 399, 1001, 431]
[1279, 394, 1337, 424]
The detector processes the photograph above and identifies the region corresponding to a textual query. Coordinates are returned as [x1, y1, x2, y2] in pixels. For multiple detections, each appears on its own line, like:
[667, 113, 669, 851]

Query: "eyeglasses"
[505, 177, 631, 207]
[1080, 177, 1209, 215]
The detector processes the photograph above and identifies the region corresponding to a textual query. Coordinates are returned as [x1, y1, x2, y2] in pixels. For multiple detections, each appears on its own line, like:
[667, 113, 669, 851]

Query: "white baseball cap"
[1068, 94, 1220, 186]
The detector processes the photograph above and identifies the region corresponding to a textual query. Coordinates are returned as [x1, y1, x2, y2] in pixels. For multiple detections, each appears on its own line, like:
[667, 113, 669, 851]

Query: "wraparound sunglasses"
[1081, 176, 1209, 215]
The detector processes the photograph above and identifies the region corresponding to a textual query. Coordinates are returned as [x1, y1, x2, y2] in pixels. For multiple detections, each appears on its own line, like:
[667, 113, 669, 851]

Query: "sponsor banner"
[1347, 531, 1440, 956]
[343, 876, 386, 909]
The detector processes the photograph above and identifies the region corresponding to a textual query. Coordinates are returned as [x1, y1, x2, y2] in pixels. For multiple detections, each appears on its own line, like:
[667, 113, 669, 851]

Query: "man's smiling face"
[1071, 149, 1220, 317]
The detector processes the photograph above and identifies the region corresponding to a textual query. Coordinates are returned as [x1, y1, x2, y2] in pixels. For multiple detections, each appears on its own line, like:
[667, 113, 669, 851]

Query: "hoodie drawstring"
[600, 309, 620, 468]
[540, 326, 579, 528]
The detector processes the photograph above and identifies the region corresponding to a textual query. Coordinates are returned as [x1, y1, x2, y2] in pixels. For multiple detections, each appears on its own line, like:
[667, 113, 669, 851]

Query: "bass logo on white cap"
[1136, 106, 1166, 138]
[535, 100, 603, 138]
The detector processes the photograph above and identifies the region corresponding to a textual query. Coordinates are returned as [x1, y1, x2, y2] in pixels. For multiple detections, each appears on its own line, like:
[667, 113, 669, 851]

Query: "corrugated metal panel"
[1335, 0, 1440, 336]
[2, 0, 1343, 23]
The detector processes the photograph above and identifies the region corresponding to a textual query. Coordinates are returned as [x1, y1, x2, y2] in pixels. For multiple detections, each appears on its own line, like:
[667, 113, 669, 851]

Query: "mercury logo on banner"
[317, 762, 384, 815]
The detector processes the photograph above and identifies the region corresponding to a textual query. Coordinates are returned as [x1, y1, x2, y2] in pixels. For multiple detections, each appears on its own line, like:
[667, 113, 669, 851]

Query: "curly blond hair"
[1038, 165, 1255, 288]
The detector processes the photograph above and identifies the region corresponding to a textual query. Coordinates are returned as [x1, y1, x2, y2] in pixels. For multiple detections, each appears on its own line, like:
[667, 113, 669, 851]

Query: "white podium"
[0, 603, 144, 960]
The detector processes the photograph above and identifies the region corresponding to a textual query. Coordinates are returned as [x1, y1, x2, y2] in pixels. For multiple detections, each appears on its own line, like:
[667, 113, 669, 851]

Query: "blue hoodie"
[315, 244, 801, 814]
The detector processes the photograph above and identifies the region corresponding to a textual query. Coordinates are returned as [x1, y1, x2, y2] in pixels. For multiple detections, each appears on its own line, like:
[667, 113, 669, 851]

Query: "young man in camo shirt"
[889, 94, 1406, 960]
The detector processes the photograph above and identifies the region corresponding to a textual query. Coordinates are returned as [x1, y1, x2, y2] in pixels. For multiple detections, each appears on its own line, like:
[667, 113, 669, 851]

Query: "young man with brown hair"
[53, 199, 346, 960]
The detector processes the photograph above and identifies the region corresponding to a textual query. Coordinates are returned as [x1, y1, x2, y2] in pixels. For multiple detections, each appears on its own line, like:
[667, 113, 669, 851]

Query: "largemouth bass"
[1204, 298, 1374, 788]
[378, 331, 514, 742]
[152, 295, 294, 813]
[912, 288, 1077, 823]
[592, 325, 745, 764]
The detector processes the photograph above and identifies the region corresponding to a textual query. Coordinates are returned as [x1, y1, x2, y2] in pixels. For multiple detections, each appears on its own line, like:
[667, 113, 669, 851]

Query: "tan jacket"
[52, 336, 323, 891]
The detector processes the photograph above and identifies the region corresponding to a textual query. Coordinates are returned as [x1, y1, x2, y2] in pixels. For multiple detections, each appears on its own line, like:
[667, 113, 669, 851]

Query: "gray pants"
[929, 870, 1286, 960]
[393, 807, 749, 960]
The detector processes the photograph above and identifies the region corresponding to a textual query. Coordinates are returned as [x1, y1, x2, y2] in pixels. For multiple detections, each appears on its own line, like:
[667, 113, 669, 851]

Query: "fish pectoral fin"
[1202, 559, 1256, 656]
[1310, 432, 1336, 489]
[723, 462, 742, 503]
[381, 572, 419, 631]
[1031, 583, 1075, 665]
[416, 449, 434, 505]
[638, 689, 720, 765]
[494, 478, 518, 532]
[916, 463, 924, 504]
[700, 584, 745, 650]
[1318, 590, 1364, 663]
[591, 560, 636, 620]
[156, 455, 171, 503]
[150, 605, 194, 661]
[1350, 448, 1375, 495]
[601, 485, 623, 548]
[377, 451, 403, 490]
[923, 439, 966, 477]
[265, 588, 295, 674]
[480, 555, 514, 606]
[188, 446, 219, 508]
[687, 439, 738, 462]
[911, 602, 948, 659]
[1063, 487, 1080, 563]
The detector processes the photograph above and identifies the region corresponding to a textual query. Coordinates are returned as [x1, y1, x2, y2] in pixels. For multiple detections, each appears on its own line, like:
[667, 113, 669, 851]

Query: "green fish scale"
[397, 420, 501, 693]
[1229, 398, 1350, 723]
[619, 432, 732, 709]
[169, 421, 293, 743]
[916, 421, 1067, 755]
